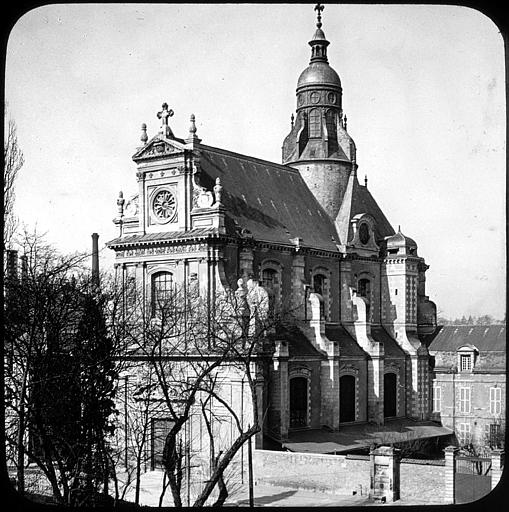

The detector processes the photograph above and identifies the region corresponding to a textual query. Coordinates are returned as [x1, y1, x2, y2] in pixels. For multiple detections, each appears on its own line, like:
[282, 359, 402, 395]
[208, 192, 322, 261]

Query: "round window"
[359, 223, 370, 245]
[152, 189, 177, 222]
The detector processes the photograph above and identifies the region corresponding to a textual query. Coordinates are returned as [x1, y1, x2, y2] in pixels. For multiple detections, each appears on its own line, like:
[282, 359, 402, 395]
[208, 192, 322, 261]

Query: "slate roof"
[325, 325, 367, 357]
[428, 325, 506, 352]
[336, 172, 395, 245]
[370, 327, 406, 357]
[276, 325, 324, 358]
[198, 144, 340, 252]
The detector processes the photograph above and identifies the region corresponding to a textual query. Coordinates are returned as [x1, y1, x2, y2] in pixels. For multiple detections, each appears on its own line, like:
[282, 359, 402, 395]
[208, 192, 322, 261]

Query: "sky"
[4, 3, 506, 320]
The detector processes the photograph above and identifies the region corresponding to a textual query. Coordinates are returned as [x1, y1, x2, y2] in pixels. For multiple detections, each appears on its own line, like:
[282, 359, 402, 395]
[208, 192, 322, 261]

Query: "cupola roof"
[297, 3, 341, 90]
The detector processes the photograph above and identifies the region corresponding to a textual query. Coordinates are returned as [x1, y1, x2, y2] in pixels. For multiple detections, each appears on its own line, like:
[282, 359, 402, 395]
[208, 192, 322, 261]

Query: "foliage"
[4, 231, 121, 506]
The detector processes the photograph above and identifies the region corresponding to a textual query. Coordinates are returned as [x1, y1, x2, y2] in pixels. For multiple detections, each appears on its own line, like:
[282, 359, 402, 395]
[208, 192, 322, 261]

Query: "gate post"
[491, 449, 504, 490]
[369, 446, 401, 502]
[444, 446, 458, 504]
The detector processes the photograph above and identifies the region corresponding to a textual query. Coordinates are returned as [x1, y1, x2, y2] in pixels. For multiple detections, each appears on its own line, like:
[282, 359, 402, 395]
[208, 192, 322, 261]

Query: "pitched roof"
[276, 325, 324, 358]
[325, 325, 367, 357]
[428, 325, 506, 352]
[370, 327, 406, 357]
[336, 172, 395, 244]
[198, 144, 340, 252]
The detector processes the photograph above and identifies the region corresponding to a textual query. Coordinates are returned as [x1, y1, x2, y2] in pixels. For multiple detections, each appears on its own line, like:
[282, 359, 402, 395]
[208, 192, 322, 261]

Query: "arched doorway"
[340, 375, 356, 422]
[384, 373, 397, 417]
[289, 377, 308, 428]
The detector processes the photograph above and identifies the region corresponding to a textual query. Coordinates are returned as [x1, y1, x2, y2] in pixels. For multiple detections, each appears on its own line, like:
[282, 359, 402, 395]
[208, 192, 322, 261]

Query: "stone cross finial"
[157, 103, 174, 136]
[365, 174, 368, 187]
[314, 3, 324, 28]
[140, 123, 148, 145]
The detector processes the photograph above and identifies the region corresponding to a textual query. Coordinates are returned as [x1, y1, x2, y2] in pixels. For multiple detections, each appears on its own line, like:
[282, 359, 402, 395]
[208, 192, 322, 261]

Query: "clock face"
[153, 189, 177, 222]
[359, 223, 370, 245]
[327, 92, 337, 104]
[310, 91, 320, 104]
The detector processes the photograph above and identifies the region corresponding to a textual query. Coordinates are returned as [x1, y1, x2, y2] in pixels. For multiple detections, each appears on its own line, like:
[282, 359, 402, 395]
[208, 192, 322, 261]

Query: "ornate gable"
[132, 136, 186, 162]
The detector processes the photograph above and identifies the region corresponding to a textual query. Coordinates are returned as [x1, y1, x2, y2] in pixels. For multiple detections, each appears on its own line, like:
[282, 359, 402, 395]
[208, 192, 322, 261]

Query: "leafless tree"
[4, 231, 123, 506]
[112, 275, 277, 507]
[3, 112, 24, 248]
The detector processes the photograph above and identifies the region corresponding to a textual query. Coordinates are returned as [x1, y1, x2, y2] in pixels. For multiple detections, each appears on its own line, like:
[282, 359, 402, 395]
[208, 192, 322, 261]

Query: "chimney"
[91, 233, 99, 286]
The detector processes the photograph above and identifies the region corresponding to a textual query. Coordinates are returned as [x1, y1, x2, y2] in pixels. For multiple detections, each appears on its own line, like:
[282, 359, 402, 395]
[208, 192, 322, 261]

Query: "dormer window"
[460, 354, 472, 371]
[457, 345, 477, 372]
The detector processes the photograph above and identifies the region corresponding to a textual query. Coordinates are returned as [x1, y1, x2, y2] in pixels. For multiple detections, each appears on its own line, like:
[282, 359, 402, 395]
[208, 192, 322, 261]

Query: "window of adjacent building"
[490, 387, 502, 415]
[151, 271, 174, 316]
[432, 385, 441, 413]
[458, 422, 471, 444]
[460, 354, 472, 372]
[309, 108, 321, 138]
[151, 418, 175, 469]
[459, 387, 471, 414]
[489, 423, 502, 448]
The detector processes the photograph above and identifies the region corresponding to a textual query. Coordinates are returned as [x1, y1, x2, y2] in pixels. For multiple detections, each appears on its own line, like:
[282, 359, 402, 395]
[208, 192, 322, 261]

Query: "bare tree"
[3, 113, 24, 248]
[112, 275, 276, 507]
[4, 231, 122, 506]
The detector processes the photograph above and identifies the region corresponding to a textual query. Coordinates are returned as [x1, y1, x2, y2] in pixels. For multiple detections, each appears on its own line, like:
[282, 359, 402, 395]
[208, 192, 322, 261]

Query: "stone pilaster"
[239, 247, 254, 279]
[290, 253, 306, 320]
[273, 340, 289, 440]
[443, 446, 458, 504]
[491, 449, 504, 490]
[368, 345, 384, 425]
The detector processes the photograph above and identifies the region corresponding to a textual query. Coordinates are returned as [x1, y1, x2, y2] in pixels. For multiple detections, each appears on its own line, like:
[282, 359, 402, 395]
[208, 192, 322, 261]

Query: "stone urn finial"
[213, 177, 223, 205]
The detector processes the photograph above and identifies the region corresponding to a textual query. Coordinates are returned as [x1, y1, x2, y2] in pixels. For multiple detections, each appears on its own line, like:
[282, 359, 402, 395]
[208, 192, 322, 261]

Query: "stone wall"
[253, 449, 447, 504]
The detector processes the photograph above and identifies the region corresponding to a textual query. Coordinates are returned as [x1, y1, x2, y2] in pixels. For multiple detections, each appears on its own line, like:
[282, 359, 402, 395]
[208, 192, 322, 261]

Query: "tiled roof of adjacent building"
[198, 144, 341, 252]
[428, 325, 506, 352]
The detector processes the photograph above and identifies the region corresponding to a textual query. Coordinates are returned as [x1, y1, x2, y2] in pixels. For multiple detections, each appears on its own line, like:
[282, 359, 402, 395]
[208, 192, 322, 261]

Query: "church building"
[107, 5, 437, 454]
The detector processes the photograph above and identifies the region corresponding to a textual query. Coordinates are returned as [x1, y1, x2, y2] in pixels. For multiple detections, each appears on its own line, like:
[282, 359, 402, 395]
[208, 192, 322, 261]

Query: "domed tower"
[282, 4, 356, 220]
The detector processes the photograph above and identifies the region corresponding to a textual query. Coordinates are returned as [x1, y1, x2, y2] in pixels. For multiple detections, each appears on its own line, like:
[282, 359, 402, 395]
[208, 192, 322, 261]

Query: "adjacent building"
[427, 325, 506, 449]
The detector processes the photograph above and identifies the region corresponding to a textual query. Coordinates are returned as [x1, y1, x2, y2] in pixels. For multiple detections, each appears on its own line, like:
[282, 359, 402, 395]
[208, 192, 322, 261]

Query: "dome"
[297, 62, 342, 89]
[386, 229, 418, 255]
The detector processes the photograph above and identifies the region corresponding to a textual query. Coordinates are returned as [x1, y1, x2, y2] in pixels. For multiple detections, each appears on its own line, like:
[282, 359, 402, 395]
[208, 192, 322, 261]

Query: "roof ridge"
[198, 143, 301, 174]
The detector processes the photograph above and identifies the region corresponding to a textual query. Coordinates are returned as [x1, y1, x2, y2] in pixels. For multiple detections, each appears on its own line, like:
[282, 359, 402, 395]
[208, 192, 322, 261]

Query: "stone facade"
[106, 6, 438, 465]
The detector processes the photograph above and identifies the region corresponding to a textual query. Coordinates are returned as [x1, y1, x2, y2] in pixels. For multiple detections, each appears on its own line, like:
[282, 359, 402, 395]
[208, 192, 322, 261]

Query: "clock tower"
[282, 4, 356, 222]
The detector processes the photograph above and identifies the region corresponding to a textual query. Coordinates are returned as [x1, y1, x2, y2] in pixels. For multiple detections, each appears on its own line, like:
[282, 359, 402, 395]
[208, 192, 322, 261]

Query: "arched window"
[309, 109, 321, 138]
[151, 271, 174, 316]
[290, 377, 309, 428]
[384, 373, 397, 418]
[325, 110, 337, 139]
[358, 278, 371, 320]
[312, 272, 329, 320]
[262, 267, 279, 314]
[340, 374, 356, 422]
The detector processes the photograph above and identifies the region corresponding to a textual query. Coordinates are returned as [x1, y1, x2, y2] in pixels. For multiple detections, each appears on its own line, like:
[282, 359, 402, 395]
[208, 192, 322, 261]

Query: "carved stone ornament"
[115, 243, 208, 258]
[152, 189, 177, 222]
[142, 141, 179, 158]
[193, 186, 214, 208]
[124, 195, 139, 217]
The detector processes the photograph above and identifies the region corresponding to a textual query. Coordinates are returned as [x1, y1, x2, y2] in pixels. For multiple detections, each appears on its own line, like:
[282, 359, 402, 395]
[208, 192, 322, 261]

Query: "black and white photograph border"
[3, 2, 506, 508]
